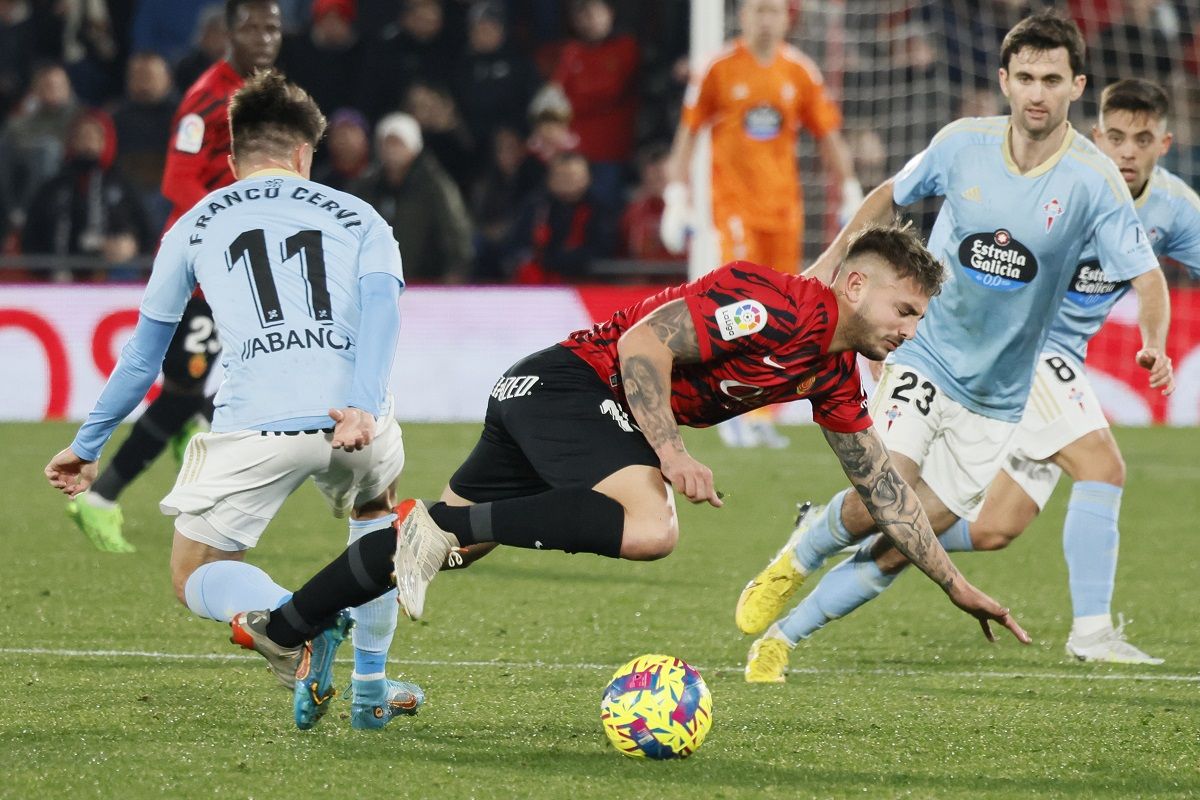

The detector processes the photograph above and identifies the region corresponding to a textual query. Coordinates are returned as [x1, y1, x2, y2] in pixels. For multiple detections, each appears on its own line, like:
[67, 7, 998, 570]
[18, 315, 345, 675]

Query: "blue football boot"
[293, 610, 354, 730]
[350, 676, 425, 730]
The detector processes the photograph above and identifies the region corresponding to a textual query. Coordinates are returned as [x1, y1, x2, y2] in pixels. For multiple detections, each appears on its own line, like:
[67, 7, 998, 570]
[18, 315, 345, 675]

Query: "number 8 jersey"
[142, 171, 405, 432]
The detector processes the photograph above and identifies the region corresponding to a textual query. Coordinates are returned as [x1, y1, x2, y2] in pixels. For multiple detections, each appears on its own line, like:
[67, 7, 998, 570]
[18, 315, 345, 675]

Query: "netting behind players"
[717, 0, 1199, 282]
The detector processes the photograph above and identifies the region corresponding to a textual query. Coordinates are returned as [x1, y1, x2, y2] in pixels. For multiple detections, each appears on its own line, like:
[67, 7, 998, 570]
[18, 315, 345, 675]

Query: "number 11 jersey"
[142, 170, 405, 432]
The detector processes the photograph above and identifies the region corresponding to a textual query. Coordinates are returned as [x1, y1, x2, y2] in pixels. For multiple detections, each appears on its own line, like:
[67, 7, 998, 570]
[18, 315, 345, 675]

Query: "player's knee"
[970, 525, 1019, 552]
[620, 519, 679, 561]
[170, 563, 194, 606]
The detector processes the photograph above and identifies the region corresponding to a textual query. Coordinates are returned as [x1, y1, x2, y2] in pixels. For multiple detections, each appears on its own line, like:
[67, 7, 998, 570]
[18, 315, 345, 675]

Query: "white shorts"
[1003, 353, 1108, 509]
[871, 362, 1016, 521]
[161, 412, 405, 551]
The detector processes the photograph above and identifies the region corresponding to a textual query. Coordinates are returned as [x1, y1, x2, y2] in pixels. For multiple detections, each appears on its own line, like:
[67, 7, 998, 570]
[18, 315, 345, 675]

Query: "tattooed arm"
[823, 425, 1032, 643]
[617, 299, 722, 507]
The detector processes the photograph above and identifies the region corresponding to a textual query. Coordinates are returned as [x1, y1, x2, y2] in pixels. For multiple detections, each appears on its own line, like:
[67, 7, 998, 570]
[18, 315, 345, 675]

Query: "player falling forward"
[662, 0, 863, 448]
[229, 225, 1030, 729]
[44, 72, 421, 730]
[66, 0, 283, 553]
[946, 78, 1197, 664]
[734, 12, 1173, 682]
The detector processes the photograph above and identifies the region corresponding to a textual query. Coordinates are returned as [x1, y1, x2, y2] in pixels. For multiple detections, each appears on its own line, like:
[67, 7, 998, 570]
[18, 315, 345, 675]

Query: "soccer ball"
[600, 654, 713, 760]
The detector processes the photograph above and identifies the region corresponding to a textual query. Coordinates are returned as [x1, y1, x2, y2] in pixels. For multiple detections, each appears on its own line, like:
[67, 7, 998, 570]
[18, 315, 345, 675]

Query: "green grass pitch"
[2, 421, 1197, 799]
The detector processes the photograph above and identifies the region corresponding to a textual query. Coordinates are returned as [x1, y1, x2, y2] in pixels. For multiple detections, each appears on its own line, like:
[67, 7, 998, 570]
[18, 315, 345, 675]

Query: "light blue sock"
[183, 561, 291, 623]
[778, 535, 898, 643]
[792, 489, 856, 573]
[939, 518, 974, 552]
[349, 513, 398, 676]
[1062, 481, 1121, 619]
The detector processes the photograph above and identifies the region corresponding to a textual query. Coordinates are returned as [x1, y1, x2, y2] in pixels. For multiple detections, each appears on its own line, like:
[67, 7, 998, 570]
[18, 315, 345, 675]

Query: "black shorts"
[449, 345, 660, 503]
[161, 296, 221, 391]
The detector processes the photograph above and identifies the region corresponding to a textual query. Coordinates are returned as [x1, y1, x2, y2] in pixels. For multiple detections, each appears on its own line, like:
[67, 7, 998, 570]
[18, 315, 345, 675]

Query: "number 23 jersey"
[141, 172, 405, 432]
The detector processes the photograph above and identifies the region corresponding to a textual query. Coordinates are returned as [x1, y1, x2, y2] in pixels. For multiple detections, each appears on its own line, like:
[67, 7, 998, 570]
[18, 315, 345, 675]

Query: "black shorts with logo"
[161, 295, 221, 391]
[449, 345, 660, 503]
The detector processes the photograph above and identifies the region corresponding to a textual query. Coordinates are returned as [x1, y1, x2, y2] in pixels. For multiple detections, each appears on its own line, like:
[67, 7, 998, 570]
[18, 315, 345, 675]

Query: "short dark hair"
[1000, 11, 1085, 77]
[844, 223, 944, 297]
[1101, 78, 1170, 122]
[225, 0, 276, 29]
[229, 70, 326, 160]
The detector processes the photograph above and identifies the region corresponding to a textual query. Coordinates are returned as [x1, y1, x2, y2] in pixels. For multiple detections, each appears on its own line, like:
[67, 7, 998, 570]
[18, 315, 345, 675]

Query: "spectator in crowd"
[357, 0, 457, 123]
[1092, 0, 1179, 94]
[111, 52, 177, 232]
[0, 63, 78, 230]
[312, 107, 372, 191]
[173, 5, 228, 91]
[452, 1, 539, 151]
[550, 0, 638, 210]
[471, 125, 534, 280]
[132, 0, 219, 66]
[21, 109, 151, 280]
[351, 112, 473, 283]
[406, 79, 478, 198]
[506, 149, 616, 283]
[279, 0, 362, 118]
[43, 0, 121, 105]
[0, 0, 35, 121]
[519, 89, 580, 192]
[619, 141, 680, 262]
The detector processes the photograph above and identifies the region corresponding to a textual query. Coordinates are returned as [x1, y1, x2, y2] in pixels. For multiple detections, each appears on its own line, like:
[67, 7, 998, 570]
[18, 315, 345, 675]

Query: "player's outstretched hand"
[329, 407, 375, 452]
[659, 450, 723, 508]
[44, 447, 97, 497]
[946, 578, 1031, 645]
[1136, 347, 1174, 395]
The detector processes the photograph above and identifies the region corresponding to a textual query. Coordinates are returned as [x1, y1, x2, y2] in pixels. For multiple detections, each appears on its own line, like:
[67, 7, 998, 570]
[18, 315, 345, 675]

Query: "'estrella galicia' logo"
[957, 229, 1038, 292]
[1064, 259, 1128, 308]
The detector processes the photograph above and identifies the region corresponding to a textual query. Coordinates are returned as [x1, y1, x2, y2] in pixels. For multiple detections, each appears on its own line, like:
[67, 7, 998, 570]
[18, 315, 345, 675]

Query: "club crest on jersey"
[885, 404, 901, 431]
[715, 300, 767, 341]
[957, 229, 1038, 292]
[742, 104, 782, 140]
[1042, 198, 1064, 233]
[794, 372, 817, 397]
[1064, 259, 1127, 307]
[1069, 387, 1085, 411]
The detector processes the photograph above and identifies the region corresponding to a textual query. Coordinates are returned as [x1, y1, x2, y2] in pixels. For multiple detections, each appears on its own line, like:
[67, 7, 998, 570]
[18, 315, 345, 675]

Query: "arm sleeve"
[795, 59, 842, 139]
[680, 262, 803, 362]
[1088, 194, 1160, 282]
[346, 272, 403, 415]
[139, 226, 196, 322]
[681, 61, 719, 132]
[70, 315, 177, 461]
[356, 214, 405, 282]
[1163, 193, 1200, 277]
[892, 124, 960, 205]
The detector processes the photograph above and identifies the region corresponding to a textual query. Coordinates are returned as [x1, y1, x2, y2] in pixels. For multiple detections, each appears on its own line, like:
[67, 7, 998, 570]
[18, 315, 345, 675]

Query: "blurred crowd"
[1, 0, 1198, 285]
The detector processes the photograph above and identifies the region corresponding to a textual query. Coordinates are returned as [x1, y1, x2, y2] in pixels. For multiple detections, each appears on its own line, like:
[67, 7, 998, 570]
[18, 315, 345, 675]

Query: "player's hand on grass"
[1136, 347, 1174, 395]
[945, 578, 1031, 645]
[329, 407, 375, 452]
[44, 447, 97, 497]
[659, 450, 723, 508]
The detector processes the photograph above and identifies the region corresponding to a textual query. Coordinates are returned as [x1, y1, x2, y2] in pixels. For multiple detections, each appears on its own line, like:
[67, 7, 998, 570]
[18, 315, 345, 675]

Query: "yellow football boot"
[745, 633, 792, 684]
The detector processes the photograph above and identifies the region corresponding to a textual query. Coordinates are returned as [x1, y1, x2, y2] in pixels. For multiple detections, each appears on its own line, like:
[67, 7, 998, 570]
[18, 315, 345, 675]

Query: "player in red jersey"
[66, 0, 283, 552]
[229, 224, 1028, 675]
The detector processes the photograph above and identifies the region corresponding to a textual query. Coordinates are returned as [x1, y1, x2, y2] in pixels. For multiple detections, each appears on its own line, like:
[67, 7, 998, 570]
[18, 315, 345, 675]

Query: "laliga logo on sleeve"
[1042, 197, 1064, 233]
[715, 300, 767, 341]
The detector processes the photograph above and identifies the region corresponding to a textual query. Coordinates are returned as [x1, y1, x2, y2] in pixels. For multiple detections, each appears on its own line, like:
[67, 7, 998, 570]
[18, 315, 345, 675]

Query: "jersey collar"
[1001, 121, 1075, 178]
[243, 167, 302, 179]
[1132, 168, 1157, 207]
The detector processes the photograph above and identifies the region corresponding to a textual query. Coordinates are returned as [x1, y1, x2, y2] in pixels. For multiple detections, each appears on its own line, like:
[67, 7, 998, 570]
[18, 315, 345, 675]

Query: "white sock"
[82, 491, 116, 509]
[183, 561, 291, 622]
[1071, 614, 1112, 638]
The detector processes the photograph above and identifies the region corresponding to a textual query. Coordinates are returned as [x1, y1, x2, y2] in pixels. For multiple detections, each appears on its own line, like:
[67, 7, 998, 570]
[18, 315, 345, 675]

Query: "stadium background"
[1, 0, 1198, 424]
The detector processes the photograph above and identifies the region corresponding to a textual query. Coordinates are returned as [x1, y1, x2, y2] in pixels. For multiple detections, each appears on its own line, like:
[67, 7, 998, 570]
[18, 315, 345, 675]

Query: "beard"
[845, 308, 891, 361]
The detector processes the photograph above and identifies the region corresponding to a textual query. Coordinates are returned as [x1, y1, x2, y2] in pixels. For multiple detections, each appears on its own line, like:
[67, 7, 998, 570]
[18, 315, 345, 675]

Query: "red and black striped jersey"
[161, 60, 243, 230]
[561, 261, 871, 433]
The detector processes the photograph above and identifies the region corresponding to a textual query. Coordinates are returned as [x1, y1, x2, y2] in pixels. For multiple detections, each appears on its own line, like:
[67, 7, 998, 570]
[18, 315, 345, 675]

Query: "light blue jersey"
[890, 116, 1160, 421]
[1045, 165, 1200, 363]
[143, 171, 405, 432]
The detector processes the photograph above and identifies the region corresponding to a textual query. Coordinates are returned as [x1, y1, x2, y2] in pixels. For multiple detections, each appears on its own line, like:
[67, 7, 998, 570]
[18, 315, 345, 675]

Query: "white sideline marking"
[3, 647, 1197, 683]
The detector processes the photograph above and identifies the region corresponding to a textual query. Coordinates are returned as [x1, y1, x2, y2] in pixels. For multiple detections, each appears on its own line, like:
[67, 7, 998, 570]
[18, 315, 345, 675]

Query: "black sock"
[94, 390, 204, 501]
[266, 526, 396, 647]
[428, 488, 624, 558]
